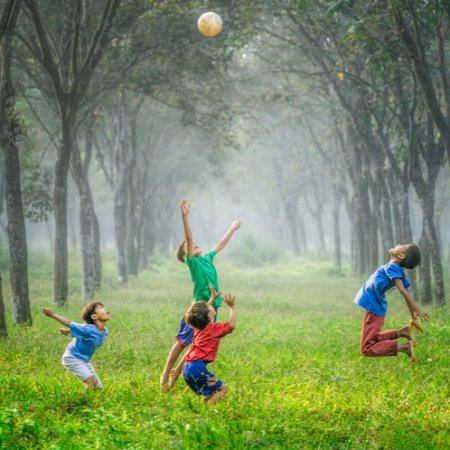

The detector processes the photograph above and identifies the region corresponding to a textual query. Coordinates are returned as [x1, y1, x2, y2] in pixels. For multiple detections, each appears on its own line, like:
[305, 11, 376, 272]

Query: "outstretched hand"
[60, 328, 70, 336]
[410, 310, 429, 335]
[207, 284, 222, 305]
[180, 198, 190, 216]
[43, 308, 54, 317]
[223, 293, 236, 308]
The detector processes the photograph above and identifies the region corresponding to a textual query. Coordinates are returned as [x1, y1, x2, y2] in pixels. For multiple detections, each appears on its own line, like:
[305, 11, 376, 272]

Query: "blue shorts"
[176, 307, 219, 347]
[182, 361, 223, 396]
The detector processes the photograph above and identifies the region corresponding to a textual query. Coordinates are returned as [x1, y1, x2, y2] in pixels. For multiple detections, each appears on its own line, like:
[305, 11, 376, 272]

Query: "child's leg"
[161, 317, 195, 391]
[398, 340, 416, 364]
[205, 384, 228, 404]
[360, 312, 398, 357]
[160, 341, 185, 391]
[62, 353, 102, 389]
[183, 361, 227, 403]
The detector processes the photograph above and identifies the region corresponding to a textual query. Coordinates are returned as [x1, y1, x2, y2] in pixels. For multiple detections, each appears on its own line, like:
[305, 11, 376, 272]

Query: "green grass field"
[0, 254, 449, 449]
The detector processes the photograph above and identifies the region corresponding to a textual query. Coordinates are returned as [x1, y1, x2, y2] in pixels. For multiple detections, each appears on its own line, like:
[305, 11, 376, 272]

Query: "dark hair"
[176, 241, 186, 263]
[80, 301, 104, 324]
[185, 301, 210, 330]
[400, 244, 421, 269]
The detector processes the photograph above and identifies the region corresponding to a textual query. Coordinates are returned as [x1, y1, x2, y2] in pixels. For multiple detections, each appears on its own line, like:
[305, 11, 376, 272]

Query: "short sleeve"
[384, 264, 404, 280]
[204, 250, 217, 261]
[211, 322, 232, 338]
[69, 322, 89, 338]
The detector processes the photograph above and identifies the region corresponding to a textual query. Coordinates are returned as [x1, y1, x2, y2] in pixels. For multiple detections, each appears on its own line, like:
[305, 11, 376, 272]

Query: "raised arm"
[207, 284, 222, 306]
[43, 308, 71, 327]
[394, 279, 430, 321]
[223, 294, 237, 330]
[213, 220, 242, 253]
[181, 198, 194, 257]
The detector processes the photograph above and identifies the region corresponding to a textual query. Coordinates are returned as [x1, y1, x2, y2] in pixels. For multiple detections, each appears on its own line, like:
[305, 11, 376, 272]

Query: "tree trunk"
[421, 196, 446, 306]
[0, 4, 32, 325]
[52, 111, 73, 306]
[332, 194, 342, 272]
[71, 136, 102, 299]
[0, 273, 7, 338]
[418, 228, 432, 305]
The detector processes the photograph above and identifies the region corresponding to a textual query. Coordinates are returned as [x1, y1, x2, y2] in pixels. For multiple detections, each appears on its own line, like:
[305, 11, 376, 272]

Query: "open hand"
[207, 284, 222, 305]
[414, 309, 430, 322]
[223, 293, 236, 308]
[43, 308, 54, 317]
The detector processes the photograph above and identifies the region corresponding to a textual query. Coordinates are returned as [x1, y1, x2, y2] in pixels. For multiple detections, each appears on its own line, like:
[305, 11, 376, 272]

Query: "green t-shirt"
[185, 249, 222, 307]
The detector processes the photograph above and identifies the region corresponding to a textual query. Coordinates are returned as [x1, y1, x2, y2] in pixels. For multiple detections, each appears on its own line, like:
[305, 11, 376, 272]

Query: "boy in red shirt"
[182, 287, 237, 404]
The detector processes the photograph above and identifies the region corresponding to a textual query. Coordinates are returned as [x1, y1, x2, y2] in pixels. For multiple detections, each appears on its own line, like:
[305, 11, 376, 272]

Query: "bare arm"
[207, 285, 222, 306]
[394, 279, 430, 321]
[180, 198, 194, 257]
[223, 294, 237, 330]
[42, 308, 71, 327]
[213, 220, 242, 253]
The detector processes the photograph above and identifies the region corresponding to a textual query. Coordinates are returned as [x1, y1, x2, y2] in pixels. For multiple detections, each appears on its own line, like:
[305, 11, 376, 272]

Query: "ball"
[197, 12, 223, 37]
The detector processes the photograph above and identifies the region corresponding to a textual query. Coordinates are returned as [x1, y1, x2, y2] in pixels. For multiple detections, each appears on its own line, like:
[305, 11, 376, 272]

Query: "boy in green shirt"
[160, 198, 241, 391]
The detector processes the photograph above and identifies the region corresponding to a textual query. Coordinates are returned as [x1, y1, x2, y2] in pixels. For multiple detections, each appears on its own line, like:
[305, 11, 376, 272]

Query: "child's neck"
[94, 320, 106, 331]
[389, 257, 401, 264]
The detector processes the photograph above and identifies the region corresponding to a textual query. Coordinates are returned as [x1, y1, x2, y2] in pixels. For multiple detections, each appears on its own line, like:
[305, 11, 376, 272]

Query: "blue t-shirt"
[353, 263, 411, 316]
[67, 322, 108, 363]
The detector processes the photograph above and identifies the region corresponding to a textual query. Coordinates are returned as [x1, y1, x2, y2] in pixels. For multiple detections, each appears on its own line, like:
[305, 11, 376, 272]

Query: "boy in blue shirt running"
[353, 243, 429, 364]
[43, 302, 109, 389]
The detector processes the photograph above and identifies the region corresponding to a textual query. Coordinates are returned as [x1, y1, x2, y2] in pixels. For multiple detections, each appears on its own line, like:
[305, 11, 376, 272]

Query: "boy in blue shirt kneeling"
[43, 302, 109, 389]
[353, 243, 429, 364]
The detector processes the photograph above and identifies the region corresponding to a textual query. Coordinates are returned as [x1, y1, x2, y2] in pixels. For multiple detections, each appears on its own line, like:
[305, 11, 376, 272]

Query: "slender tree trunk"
[53, 110, 73, 306]
[71, 137, 102, 299]
[0, 273, 7, 338]
[421, 196, 446, 306]
[283, 197, 300, 256]
[125, 114, 138, 276]
[0, 4, 32, 325]
[332, 192, 342, 272]
[113, 101, 129, 284]
[418, 228, 432, 304]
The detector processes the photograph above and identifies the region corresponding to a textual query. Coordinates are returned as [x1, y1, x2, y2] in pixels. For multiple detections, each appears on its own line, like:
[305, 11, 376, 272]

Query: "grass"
[0, 254, 449, 449]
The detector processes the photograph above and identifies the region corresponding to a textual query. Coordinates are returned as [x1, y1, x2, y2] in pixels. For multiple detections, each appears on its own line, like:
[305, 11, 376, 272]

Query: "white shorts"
[62, 351, 102, 388]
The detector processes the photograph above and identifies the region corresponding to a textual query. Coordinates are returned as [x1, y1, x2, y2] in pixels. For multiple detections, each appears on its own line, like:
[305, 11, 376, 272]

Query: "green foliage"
[0, 255, 448, 448]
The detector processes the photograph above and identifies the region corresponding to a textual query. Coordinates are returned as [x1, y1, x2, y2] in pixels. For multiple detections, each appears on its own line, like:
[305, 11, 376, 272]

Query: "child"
[182, 287, 237, 404]
[43, 302, 109, 389]
[353, 243, 430, 364]
[160, 198, 241, 391]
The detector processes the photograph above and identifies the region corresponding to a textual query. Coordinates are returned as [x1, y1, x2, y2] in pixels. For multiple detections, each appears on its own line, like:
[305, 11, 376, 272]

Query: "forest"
[0, 1, 449, 449]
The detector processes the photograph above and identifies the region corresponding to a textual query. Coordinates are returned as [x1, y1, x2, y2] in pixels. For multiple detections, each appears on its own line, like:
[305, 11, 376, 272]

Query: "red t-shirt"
[185, 322, 233, 363]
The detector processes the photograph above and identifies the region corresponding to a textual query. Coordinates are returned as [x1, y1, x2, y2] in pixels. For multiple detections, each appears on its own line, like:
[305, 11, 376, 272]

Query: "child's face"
[92, 305, 110, 322]
[184, 242, 202, 256]
[389, 244, 410, 260]
[207, 305, 216, 322]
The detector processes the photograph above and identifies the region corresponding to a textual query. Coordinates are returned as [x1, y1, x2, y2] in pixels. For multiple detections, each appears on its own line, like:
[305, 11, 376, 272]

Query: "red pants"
[360, 311, 398, 357]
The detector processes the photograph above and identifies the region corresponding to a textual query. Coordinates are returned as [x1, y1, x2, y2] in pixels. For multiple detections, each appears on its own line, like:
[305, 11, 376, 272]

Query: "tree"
[0, 0, 32, 325]
[18, 0, 122, 305]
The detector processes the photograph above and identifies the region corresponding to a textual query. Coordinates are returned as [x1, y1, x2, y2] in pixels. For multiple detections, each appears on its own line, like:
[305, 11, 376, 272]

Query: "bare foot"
[160, 373, 169, 392]
[205, 385, 228, 404]
[168, 369, 181, 389]
[406, 340, 416, 365]
[398, 323, 415, 345]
